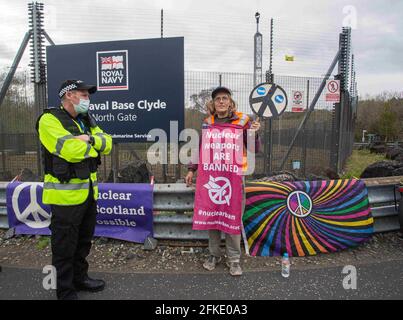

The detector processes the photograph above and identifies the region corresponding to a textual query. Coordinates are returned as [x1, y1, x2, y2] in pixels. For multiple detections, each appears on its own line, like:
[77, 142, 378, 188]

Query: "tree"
[186, 88, 213, 132]
[376, 102, 399, 142]
[355, 92, 403, 142]
[189, 89, 212, 113]
[0, 69, 35, 133]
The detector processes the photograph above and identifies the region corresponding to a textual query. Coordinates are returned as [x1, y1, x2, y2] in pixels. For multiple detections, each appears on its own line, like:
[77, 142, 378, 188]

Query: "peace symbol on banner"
[286, 190, 313, 218]
[249, 82, 288, 119]
[12, 182, 51, 229]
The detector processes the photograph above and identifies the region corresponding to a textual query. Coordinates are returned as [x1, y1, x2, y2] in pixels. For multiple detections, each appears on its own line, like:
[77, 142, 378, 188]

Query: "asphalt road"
[1, 259, 403, 300]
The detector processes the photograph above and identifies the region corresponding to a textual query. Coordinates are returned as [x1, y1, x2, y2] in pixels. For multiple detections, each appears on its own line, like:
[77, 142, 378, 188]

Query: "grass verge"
[342, 149, 387, 179]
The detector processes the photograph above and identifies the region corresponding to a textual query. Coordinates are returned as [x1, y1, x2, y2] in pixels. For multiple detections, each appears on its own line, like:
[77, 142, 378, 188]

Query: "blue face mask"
[73, 99, 90, 114]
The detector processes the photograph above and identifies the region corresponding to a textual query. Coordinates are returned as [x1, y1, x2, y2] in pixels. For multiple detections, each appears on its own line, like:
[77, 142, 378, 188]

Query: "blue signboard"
[46, 37, 184, 142]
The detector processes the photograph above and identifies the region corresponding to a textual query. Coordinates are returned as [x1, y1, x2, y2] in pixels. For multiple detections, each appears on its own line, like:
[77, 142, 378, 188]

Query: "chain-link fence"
[184, 71, 338, 178]
[0, 3, 357, 183]
[0, 69, 354, 182]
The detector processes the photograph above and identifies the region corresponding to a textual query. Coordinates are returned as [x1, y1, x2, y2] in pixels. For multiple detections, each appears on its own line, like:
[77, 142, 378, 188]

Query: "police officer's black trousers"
[50, 187, 97, 300]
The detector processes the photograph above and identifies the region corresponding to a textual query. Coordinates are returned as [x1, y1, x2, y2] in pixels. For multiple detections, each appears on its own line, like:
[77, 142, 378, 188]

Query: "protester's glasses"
[214, 96, 230, 102]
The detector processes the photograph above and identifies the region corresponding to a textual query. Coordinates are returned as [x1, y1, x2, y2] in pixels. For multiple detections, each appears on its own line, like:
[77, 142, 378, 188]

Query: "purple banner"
[6, 182, 153, 243]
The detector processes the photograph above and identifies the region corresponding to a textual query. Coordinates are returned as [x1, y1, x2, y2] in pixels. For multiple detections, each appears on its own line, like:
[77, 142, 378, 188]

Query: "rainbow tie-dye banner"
[243, 179, 374, 257]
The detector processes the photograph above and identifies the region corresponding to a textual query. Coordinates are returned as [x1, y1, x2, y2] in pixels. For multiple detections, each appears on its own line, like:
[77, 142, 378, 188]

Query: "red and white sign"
[292, 90, 304, 112]
[325, 80, 340, 102]
[292, 107, 304, 112]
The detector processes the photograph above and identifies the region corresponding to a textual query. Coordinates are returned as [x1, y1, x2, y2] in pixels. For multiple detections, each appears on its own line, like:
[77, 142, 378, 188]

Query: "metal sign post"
[249, 82, 288, 176]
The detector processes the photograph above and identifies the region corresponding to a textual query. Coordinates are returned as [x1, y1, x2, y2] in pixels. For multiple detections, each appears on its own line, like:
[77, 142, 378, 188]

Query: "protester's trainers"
[226, 261, 243, 276]
[203, 255, 222, 271]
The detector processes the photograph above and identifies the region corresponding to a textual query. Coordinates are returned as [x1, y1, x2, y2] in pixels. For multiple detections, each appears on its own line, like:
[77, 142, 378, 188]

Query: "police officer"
[36, 79, 112, 300]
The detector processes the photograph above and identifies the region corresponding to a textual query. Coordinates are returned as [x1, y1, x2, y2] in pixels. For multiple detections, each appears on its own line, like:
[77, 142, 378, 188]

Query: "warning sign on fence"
[292, 90, 304, 112]
[325, 80, 340, 102]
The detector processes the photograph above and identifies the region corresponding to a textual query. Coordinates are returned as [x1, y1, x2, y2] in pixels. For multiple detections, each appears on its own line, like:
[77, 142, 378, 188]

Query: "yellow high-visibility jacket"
[36, 106, 112, 205]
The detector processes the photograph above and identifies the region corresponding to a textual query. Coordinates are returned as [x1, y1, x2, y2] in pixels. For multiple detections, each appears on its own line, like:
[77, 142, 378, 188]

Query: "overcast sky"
[1, 0, 402, 98]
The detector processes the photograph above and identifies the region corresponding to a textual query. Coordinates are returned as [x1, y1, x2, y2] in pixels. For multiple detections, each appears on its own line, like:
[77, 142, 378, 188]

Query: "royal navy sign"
[47, 37, 184, 142]
[96, 50, 129, 91]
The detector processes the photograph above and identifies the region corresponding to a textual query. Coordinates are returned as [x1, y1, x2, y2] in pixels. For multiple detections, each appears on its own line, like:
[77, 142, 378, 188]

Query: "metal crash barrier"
[1, 177, 402, 240]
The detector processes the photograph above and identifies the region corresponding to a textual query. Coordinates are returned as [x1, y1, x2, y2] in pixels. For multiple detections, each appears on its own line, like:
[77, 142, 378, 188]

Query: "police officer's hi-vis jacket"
[36, 106, 112, 205]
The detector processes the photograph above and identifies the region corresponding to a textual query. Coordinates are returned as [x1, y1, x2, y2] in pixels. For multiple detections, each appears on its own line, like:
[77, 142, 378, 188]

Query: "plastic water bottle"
[281, 253, 290, 278]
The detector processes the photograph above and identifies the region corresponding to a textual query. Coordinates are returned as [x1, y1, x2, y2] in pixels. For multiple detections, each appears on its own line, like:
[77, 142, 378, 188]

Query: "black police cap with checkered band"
[58, 80, 97, 98]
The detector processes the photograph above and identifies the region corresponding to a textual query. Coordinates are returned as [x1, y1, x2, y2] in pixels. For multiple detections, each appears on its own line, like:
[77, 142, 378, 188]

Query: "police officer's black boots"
[74, 275, 105, 292]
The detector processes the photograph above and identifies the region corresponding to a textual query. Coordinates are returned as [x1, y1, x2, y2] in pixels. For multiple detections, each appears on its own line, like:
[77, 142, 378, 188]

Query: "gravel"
[1, 229, 403, 273]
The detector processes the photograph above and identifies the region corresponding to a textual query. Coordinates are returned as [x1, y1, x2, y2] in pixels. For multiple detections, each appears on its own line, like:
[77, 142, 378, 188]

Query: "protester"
[185, 86, 260, 276]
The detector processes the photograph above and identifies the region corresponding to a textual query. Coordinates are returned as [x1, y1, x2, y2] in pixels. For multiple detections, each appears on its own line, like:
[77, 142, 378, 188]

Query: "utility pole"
[161, 9, 164, 38]
[263, 18, 274, 175]
[335, 27, 351, 173]
[29, 2, 50, 177]
[253, 12, 263, 86]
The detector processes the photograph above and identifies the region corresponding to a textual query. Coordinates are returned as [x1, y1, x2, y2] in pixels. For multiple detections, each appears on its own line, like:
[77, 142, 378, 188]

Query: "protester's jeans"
[208, 231, 242, 263]
[208, 178, 246, 263]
